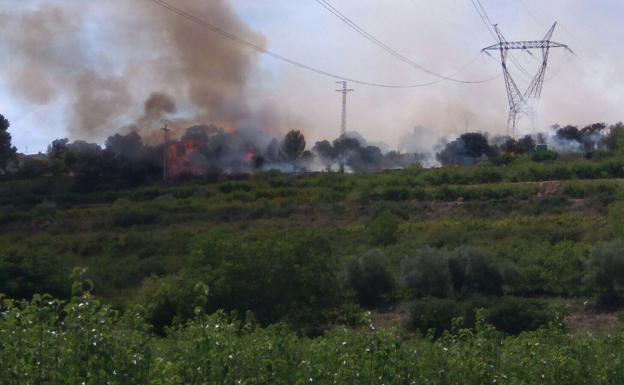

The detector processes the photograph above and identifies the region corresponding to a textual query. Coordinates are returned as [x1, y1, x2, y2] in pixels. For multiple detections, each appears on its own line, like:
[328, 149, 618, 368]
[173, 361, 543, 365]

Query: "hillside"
[4, 154, 624, 383]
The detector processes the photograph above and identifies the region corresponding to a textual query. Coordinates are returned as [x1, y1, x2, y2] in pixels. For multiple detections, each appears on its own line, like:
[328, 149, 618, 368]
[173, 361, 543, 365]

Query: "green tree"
[0, 114, 17, 172]
[281, 130, 306, 169]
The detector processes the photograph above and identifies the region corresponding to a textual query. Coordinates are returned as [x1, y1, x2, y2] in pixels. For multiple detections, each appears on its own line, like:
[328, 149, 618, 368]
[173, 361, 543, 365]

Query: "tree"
[460, 133, 491, 158]
[281, 130, 306, 168]
[436, 133, 493, 166]
[603, 122, 624, 152]
[556, 125, 582, 142]
[105, 132, 144, 160]
[312, 140, 336, 171]
[0, 114, 17, 172]
[516, 135, 536, 154]
[47, 138, 69, 159]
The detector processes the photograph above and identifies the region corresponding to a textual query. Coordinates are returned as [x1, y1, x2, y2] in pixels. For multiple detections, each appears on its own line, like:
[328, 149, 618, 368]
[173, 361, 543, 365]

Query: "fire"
[245, 148, 256, 162]
[166, 139, 202, 177]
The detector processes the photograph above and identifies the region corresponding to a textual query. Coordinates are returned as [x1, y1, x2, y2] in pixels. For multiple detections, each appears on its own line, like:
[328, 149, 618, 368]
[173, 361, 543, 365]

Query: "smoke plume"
[3, 0, 273, 140]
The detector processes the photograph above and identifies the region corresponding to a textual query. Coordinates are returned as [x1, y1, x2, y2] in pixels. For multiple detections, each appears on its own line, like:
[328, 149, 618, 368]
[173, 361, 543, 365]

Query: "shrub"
[0, 246, 69, 299]
[408, 297, 466, 337]
[186, 228, 341, 329]
[449, 246, 503, 296]
[532, 150, 559, 162]
[135, 275, 198, 334]
[368, 211, 399, 246]
[584, 240, 624, 310]
[345, 250, 396, 307]
[408, 296, 559, 337]
[485, 297, 560, 335]
[401, 247, 450, 298]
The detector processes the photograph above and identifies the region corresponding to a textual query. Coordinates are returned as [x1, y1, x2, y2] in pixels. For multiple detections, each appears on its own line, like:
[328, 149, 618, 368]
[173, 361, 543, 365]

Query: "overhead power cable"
[468, 0, 532, 78]
[147, 0, 497, 88]
[314, 0, 496, 84]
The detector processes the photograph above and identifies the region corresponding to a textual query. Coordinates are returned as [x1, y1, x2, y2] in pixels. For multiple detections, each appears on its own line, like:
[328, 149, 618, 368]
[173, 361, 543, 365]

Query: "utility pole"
[482, 23, 571, 136]
[335, 81, 354, 173]
[335, 81, 354, 136]
[161, 123, 170, 180]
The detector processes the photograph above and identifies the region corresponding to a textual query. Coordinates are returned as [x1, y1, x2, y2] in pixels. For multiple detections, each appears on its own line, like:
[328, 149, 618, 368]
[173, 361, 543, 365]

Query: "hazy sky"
[1, 0, 622, 153]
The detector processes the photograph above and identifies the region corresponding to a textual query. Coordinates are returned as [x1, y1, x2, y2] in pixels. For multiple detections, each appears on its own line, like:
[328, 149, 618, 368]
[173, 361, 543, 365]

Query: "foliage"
[585, 240, 624, 309]
[2, 292, 624, 385]
[345, 249, 396, 307]
[0, 246, 69, 299]
[401, 247, 451, 298]
[186, 228, 341, 330]
[408, 296, 560, 337]
[0, 113, 16, 172]
[281, 129, 306, 165]
[368, 210, 399, 246]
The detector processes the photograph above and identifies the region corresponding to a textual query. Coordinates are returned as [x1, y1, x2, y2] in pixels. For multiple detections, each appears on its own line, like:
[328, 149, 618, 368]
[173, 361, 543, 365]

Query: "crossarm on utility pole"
[482, 40, 568, 51]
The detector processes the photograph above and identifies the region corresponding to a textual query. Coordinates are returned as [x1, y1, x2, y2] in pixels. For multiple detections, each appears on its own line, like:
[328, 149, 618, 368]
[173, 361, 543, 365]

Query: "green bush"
[449, 246, 503, 296]
[531, 150, 559, 162]
[135, 275, 198, 334]
[368, 211, 399, 246]
[0, 246, 69, 299]
[185, 228, 341, 329]
[485, 297, 561, 335]
[408, 296, 559, 337]
[345, 250, 396, 307]
[401, 247, 451, 298]
[585, 239, 624, 310]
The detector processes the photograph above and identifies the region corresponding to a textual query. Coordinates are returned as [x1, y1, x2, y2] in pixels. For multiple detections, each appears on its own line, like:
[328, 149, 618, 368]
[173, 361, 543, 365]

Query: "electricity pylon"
[482, 22, 571, 136]
[335, 81, 354, 136]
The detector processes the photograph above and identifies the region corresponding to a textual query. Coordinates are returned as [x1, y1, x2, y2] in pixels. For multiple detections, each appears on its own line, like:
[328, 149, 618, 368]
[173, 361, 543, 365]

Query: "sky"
[1, 0, 623, 153]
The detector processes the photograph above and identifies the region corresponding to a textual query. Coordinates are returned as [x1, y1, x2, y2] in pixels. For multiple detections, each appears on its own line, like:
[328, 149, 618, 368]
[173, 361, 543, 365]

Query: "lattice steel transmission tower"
[482, 22, 570, 136]
[335, 81, 354, 136]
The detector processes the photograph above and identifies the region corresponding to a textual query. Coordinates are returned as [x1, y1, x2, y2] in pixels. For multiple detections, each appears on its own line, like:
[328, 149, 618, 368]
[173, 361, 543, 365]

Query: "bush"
[345, 250, 396, 307]
[408, 297, 466, 337]
[368, 211, 399, 246]
[584, 240, 624, 310]
[135, 275, 198, 334]
[401, 247, 450, 298]
[0, 246, 69, 299]
[185, 228, 341, 329]
[485, 297, 559, 335]
[450, 246, 503, 296]
[532, 150, 559, 162]
[408, 296, 559, 337]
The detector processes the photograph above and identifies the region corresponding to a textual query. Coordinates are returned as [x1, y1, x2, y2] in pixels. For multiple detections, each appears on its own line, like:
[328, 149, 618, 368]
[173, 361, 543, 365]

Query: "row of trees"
[436, 122, 624, 166]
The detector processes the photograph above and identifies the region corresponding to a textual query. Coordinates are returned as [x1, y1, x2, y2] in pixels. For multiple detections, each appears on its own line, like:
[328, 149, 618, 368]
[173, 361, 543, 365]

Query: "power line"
[406, 0, 480, 31]
[468, 0, 532, 78]
[315, 0, 495, 84]
[147, 0, 497, 89]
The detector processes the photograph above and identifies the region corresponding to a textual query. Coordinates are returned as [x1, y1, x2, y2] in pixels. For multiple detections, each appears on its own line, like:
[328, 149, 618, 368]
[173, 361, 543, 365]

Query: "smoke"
[2, 0, 278, 140]
[4, 0, 624, 156]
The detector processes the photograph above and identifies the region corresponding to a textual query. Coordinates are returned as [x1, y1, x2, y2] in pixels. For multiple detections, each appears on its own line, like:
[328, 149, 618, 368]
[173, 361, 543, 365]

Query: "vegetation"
[6, 121, 624, 382]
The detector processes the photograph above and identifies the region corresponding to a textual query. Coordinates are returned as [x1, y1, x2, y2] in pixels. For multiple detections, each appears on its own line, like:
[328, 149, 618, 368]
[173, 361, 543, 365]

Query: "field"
[4, 153, 624, 383]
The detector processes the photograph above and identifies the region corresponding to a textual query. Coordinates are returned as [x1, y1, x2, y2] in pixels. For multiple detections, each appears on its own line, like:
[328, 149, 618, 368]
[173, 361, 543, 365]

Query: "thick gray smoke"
[2, 0, 280, 140]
